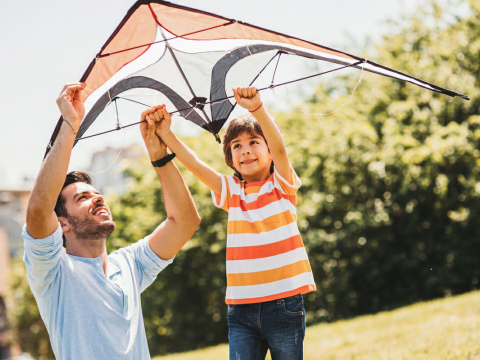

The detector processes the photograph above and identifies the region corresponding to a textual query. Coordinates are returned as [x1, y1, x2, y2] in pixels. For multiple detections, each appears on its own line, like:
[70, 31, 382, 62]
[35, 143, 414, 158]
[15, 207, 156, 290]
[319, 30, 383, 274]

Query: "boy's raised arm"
[155, 107, 223, 195]
[233, 87, 291, 181]
[27, 83, 87, 239]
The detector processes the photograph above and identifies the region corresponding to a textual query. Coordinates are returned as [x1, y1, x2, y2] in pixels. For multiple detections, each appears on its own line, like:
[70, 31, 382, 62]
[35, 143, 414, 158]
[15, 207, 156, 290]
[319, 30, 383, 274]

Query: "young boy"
[150, 87, 316, 359]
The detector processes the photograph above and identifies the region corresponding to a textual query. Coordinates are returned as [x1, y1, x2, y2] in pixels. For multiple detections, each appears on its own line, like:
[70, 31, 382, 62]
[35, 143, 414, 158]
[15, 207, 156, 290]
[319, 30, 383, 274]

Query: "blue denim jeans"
[227, 294, 305, 360]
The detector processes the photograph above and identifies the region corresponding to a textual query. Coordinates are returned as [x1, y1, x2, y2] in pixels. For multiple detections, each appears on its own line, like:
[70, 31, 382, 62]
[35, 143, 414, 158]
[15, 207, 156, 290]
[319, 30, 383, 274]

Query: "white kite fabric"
[46, 0, 468, 155]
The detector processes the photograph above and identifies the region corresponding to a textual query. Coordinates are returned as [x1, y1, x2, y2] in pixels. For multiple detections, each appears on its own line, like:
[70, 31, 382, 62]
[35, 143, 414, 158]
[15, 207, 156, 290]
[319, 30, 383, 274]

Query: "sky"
[0, 0, 423, 188]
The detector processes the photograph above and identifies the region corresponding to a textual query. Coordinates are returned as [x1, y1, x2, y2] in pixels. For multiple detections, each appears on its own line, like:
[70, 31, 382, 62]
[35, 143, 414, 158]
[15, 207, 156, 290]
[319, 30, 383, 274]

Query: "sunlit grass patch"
[155, 290, 480, 360]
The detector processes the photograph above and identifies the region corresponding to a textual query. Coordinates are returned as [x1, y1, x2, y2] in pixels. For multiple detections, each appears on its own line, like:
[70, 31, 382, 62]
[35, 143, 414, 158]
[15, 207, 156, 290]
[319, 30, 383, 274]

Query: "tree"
[8, 259, 53, 359]
[289, 0, 480, 322]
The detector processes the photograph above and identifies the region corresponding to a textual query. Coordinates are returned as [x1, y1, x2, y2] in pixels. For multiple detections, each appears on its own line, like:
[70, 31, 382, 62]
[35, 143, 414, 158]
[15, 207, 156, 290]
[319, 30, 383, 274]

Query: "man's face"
[60, 182, 116, 240]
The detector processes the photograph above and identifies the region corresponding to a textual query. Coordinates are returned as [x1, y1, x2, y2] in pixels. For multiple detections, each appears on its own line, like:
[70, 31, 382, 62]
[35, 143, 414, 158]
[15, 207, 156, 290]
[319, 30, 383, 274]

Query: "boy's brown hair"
[222, 113, 274, 180]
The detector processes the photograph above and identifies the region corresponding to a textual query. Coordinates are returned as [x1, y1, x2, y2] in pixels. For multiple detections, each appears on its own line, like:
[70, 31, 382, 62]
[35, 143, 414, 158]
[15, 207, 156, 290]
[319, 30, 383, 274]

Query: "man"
[23, 82, 200, 359]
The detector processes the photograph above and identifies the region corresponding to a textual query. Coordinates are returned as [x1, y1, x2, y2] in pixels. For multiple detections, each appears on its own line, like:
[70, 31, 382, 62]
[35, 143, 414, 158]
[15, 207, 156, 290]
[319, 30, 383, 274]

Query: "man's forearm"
[148, 160, 200, 259]
[27, 124, 77, 237]
[154, 161, 199, 224]
[31, 126, 76, 209]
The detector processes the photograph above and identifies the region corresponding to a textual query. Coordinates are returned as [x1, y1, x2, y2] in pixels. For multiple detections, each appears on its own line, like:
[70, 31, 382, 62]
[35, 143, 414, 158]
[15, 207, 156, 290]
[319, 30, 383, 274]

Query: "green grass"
[154, 291, 480, 360]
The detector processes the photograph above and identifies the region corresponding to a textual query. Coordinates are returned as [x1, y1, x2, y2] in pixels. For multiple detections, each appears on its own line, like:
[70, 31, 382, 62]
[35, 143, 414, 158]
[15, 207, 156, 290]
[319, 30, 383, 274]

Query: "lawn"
[154, 290, 480, 360]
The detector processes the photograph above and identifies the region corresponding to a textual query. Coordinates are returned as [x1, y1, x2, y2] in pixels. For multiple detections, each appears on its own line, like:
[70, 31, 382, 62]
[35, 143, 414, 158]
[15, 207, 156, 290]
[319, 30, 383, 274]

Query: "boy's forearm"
[160, 131, 222, 194]
[162, 132, 206, 173]
[252, 107, 287, 156]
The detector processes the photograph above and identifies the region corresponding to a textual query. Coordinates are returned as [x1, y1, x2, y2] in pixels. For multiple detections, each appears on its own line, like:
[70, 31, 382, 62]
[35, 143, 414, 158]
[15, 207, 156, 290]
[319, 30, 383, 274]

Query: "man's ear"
[58, 217, 70, 233]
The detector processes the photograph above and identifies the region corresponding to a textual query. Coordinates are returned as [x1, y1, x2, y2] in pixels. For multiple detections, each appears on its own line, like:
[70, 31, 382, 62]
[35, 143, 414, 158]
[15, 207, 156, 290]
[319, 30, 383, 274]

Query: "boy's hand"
[233, 87, 261, 112]
[140, 106, 167, 161]
[155, 105, 173, 138]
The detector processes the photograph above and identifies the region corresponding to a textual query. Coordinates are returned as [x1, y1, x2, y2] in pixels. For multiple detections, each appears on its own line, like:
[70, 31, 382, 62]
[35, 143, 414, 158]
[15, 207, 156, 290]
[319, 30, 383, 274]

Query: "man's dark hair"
[54, 171, 93, 247]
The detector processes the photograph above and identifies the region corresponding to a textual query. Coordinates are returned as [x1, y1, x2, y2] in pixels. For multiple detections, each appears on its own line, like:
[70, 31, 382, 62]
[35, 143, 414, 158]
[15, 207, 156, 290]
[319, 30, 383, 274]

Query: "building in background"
[89, 144, 145, 195]
[0, 144, 144, 256]
[0, 186, 30, 358]
[0, 187, 30, 257]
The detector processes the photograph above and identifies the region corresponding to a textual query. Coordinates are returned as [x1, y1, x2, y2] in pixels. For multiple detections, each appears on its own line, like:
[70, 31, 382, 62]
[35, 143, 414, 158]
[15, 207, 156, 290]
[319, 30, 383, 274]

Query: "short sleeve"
[211, 175, 231, 211]
[273, 165, 301, 195]
[112, 237, 174, 293]
[23, 223, 64, 298]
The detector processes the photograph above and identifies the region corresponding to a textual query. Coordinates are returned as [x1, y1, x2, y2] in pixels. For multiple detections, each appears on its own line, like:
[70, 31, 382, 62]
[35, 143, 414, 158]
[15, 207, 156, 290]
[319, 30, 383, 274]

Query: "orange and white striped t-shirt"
[212, 166, 316, 305]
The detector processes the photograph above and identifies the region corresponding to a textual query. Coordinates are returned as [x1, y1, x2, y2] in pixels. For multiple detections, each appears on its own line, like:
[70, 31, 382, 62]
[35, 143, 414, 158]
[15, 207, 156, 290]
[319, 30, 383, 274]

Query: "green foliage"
[7, 259, 54, 359]
[292, 0, 480, 323]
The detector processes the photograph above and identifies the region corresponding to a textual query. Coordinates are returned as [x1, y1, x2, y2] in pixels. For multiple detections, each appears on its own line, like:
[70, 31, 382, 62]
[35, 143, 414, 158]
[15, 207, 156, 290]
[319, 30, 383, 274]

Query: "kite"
[45, 0, 469, 156]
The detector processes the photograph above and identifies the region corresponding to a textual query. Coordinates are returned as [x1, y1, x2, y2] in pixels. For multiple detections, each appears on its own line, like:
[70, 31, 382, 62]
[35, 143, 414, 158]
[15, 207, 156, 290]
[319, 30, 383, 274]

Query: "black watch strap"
[151, 153, 176, 167]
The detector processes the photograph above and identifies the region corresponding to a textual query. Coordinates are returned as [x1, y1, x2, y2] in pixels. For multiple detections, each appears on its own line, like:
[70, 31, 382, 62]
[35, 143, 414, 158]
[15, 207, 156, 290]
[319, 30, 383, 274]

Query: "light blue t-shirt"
[23, 224, 173, 360]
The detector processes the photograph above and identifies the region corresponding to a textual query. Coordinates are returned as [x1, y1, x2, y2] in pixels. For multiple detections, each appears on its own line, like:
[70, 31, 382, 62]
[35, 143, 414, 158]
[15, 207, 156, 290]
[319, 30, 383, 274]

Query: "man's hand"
[56, 83, 86, 129]
[233, 87, 261, 112]
[140, 106, 168, 161]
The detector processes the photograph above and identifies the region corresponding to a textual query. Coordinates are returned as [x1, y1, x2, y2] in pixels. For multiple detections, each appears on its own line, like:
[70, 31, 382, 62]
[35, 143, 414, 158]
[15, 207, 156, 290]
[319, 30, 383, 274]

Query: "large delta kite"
[45, 0, 469, 155]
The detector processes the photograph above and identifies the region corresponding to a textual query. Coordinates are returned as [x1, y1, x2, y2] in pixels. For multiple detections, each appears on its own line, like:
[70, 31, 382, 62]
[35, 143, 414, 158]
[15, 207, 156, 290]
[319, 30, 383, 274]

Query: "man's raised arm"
[139, 106, 201, 260]
[26, 83, 86, 239]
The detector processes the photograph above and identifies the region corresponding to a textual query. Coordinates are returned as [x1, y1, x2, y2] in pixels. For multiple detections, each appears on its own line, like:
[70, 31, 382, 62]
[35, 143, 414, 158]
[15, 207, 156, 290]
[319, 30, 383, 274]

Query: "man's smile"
[92, 207, 110, 216]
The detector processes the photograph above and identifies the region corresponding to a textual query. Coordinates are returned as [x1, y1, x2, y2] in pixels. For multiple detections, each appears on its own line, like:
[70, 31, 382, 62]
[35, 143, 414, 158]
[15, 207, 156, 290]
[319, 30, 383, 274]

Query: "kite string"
[72, 92, 190, 176]
[71, 107, 189, 177]
[272, 64, 364, 116]
[236, 22, 271, 89]
[70, 126, 127, 177]
[71, 59, 122, 176]
[234, 21, 365, 117]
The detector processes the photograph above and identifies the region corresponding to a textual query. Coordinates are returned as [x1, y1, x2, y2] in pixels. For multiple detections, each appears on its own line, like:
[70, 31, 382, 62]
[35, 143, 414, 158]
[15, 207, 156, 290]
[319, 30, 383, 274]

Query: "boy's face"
[230, 131, 272, 182]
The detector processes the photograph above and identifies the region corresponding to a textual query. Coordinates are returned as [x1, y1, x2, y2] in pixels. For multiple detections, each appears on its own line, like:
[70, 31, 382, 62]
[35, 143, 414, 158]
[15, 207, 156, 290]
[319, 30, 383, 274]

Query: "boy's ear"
[58, 217, 70, 233]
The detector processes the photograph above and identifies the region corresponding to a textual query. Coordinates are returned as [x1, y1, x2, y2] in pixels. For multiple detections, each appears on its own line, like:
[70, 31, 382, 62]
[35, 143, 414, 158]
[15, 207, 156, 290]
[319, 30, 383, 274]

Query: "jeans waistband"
[276, 293, 303, 304]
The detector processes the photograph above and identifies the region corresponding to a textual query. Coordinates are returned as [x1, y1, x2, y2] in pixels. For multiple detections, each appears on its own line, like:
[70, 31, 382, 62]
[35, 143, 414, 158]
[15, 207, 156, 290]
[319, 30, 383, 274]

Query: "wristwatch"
[151, 153, 176, 167]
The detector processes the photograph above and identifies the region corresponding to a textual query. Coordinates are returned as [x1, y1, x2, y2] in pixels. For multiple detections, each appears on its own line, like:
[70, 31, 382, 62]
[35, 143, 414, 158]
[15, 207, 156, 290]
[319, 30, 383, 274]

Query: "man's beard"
[67, 214, 116, 240]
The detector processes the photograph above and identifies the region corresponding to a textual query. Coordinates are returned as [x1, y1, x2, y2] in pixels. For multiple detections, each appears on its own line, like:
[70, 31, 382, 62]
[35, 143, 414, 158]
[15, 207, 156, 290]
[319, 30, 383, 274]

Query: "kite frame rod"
[148, 3, 216, 139]
[76, 60, 364, 142]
